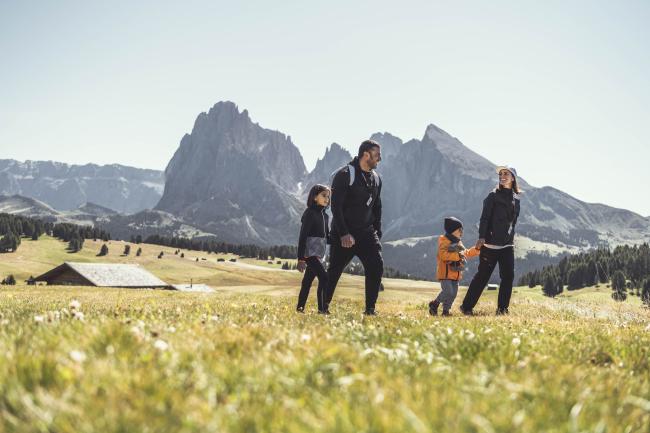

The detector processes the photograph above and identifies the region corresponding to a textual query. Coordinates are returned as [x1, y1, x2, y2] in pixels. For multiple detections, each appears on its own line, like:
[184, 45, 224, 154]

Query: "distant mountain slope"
[0, 159, 164, 214]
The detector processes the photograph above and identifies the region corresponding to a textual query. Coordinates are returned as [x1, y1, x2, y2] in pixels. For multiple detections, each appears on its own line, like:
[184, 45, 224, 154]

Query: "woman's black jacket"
[478, 187, 521, 246]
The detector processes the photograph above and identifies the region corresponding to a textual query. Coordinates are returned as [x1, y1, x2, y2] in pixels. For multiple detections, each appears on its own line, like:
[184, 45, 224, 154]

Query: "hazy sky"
[1, 0, 649, 215]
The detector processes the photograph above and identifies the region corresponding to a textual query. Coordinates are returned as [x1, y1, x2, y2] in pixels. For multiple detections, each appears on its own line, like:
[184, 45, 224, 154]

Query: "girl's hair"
[306, 184, 331, 207]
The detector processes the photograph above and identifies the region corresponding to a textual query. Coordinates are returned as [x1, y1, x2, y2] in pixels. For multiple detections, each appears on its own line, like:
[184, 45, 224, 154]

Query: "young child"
[429, 217, 480, 316]
[296, 184, 331, 314]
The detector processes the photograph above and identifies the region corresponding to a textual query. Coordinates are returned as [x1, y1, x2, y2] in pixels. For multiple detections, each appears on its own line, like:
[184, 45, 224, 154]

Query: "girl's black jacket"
[478, 187, 521, 246]
[297, 204, 330, 260]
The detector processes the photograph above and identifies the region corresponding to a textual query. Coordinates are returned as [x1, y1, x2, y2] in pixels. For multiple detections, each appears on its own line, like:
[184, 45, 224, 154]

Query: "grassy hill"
[0, 237, 649, 432]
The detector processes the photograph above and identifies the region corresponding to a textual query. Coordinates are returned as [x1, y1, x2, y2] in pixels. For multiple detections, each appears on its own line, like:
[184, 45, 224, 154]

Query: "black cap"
[444, 217, 463, 234]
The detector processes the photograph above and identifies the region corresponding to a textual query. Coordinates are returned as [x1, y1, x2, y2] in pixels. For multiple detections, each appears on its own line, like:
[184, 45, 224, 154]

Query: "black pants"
[461, 246, 515, 311]
[326, 229, 384, 311]
[297, 257, 328, 311]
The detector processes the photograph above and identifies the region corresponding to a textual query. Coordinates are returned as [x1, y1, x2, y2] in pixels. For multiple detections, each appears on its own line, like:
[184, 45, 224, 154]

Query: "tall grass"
[0, 285, 648, 432]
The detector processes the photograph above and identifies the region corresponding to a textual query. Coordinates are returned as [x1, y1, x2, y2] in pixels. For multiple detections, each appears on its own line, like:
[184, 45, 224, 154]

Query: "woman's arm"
[477, 192, 495, 248]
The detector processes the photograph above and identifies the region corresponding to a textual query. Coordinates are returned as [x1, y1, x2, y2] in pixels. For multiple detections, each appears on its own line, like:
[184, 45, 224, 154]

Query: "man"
[326, 140, 384, 315]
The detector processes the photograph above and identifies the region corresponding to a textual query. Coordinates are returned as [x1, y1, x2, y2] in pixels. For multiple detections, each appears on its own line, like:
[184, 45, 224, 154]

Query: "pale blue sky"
[1, 0, 649, 215]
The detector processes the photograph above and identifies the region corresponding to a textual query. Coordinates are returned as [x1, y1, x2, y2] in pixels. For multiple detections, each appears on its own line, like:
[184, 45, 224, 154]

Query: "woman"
[460, 166, 521, 315]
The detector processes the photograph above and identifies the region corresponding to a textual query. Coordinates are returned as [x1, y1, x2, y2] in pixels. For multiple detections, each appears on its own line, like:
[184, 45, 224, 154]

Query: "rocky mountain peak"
[156, 101, 307, 244]
[370, 132, 403, 159]
[421, 124, 496, 181]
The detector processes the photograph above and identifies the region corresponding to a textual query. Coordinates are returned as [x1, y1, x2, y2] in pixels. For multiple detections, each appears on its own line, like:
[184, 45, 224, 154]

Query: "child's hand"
[448, 243, 463, 253]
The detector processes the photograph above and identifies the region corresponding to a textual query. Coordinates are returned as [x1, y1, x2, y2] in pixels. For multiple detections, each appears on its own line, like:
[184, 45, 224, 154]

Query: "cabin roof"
[34, 262, 170, 288]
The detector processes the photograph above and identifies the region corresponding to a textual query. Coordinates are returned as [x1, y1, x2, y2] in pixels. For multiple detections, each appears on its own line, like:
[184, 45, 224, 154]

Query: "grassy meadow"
[0, 236, 649, 432]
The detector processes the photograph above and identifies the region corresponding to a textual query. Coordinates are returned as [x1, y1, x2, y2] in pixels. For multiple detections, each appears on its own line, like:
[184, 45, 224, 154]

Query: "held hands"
[475, 238, 486, 250]
[297, 260, 307, 273]
[341, 234, 356, 248]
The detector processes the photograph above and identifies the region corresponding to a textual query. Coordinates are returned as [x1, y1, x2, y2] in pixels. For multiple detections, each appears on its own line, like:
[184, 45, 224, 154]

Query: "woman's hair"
[306, 184, 331, 207]
[498, 177, 522, 194]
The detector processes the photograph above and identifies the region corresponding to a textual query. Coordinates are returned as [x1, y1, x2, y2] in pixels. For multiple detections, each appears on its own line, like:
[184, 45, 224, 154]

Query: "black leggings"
[461, 246, 515, 311]
[297, 257, 328, 311]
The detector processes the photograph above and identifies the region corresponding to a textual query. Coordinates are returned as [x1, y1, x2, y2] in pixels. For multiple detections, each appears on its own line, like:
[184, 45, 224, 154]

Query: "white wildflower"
[34, 315, 45, 323]
[300, 333, 311, 342]
[69, 299, 81, 310]
[73, 311, 85, 321]
[69, 350, 86, 363]
[512, 337, 521, 347]
[154, 339, 169, 351]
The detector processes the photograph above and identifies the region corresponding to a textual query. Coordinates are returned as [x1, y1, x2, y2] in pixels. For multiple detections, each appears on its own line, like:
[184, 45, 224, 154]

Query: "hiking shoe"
[318, 309, 330, 315]
[442, 309, 451, 317]
[428, 300, 440, 316]
[363, 309, 377, 316]
[460, 305, 474, 316]
[296, 306, 305, 313]
[496, 307, 509, 316]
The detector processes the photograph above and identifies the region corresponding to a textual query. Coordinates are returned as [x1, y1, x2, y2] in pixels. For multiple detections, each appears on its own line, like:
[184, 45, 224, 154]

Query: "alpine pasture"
[0, 236, 649, 432]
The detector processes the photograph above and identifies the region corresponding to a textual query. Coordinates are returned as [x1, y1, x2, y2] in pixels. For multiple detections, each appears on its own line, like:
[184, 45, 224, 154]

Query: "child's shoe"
[428, 300, 440, 316]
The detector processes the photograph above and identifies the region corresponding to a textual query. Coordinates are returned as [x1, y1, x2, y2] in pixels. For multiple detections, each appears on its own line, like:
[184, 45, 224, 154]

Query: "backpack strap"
[347, 164, 355, 186]
[371, 170, 380, 187]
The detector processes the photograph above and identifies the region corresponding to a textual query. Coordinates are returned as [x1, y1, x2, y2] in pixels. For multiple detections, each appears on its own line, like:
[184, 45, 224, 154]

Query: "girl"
[460, 166, 521, 315]
[296, 184, 331, 314]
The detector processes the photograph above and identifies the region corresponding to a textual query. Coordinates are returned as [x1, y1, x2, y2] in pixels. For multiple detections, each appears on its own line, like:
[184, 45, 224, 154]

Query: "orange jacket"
[436, 235, 480, 281]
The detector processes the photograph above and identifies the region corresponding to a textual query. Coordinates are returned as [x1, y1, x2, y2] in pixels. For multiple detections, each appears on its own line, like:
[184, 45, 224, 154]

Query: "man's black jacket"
[330, 158, 382, 238]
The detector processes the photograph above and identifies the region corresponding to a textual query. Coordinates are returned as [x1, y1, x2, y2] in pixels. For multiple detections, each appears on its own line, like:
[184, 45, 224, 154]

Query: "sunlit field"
[1, 238, 649, 432]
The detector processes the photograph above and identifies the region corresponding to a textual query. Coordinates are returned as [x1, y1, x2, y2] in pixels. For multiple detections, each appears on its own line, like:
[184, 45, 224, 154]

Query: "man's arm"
[372, 177, 382, 239]
[330, 169, 350, 236]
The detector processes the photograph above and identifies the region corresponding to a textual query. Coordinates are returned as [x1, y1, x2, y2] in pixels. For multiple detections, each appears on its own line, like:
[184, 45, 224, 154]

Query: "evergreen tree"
[611, 289, 627, 302]
[136, 247, 142, 257]
[98, 244, 109, 257]
[68, 238, 80, 253]
[1, 275, 16, 285]
[542, 274, 558, 298]
[641, 279, 650, 307]
[611, 271, 626, 293]
[123, 244, 131, 256]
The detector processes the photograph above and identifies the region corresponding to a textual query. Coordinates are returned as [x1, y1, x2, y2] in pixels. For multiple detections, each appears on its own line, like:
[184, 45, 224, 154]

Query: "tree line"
[518, 243, 650, 304]
[139, 234, 298, 259]
[0, 213, 113, 253]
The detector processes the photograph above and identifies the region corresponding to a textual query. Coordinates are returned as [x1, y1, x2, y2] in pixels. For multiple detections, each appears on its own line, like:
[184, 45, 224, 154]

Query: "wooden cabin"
[34, 262, 171, 289]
